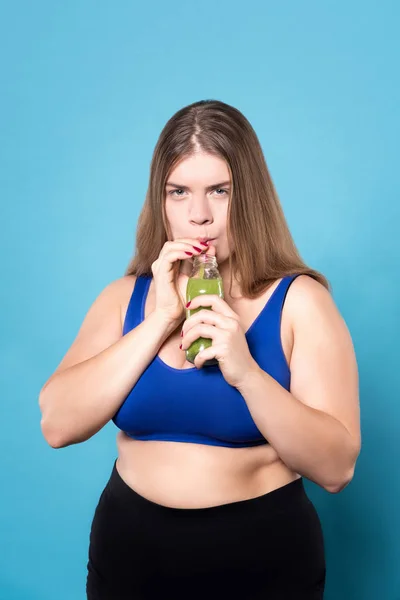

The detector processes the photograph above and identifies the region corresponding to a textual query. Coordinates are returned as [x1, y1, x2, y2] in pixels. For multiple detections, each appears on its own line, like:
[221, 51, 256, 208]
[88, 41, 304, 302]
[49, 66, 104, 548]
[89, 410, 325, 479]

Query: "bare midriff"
[115, 275, 300, 509]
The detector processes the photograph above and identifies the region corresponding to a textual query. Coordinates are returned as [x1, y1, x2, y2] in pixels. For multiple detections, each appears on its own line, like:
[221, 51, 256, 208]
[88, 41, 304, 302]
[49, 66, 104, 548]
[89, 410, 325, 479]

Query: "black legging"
[86, 459, 326, 599]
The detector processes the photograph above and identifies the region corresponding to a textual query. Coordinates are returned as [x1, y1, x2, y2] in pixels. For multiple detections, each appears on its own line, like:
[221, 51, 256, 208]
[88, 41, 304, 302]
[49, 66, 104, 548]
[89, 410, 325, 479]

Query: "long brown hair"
[125, 99, 330, 297]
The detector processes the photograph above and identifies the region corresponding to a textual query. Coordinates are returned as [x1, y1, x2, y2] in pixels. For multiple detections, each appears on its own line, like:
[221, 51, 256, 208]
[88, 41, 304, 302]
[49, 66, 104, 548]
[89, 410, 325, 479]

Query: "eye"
[168, 189, 186, 197]
[167, 188, 229, 198]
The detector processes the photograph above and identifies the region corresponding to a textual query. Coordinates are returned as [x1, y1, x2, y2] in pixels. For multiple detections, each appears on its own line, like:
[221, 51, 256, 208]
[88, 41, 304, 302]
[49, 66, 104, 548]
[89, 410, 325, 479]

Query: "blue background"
[1, 1, 399, 598]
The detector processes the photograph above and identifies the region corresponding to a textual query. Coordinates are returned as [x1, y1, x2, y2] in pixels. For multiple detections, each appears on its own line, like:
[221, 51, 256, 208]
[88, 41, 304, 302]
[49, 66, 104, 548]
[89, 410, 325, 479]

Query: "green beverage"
[185, 254, 224, 367]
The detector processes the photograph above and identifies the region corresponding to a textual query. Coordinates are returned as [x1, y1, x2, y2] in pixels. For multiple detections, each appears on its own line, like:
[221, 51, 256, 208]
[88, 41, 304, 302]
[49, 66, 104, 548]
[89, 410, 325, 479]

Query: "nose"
[189, 196, 214, 226]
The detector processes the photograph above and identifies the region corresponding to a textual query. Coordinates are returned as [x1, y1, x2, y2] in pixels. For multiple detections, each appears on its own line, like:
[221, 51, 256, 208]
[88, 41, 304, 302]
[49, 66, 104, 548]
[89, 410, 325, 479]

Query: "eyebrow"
[165, 180, 231, 192]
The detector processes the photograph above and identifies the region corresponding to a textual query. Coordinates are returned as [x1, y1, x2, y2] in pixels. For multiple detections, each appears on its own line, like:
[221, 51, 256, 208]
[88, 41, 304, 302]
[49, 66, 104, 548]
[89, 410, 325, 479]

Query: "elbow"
[40, 412, 94, 449]
[39, 385, 71, 449]
[40, 418, 68, 449]
[39, 390, 60, 448]
[325, 476, 352, 494]
[324, 463, 357, 494]
[40, 402, 70, 449]
[325, 437, 361, 494]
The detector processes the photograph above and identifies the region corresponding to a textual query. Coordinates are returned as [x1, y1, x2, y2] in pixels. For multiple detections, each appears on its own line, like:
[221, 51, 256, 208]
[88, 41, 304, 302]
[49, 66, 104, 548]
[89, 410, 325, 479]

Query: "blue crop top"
[112, 274, 300, 448]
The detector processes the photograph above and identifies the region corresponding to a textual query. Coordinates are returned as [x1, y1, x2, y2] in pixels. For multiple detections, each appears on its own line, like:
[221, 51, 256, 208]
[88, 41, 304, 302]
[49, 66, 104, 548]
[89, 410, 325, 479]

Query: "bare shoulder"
[285, 274, 358, 402]
[287, 274, 331, 302]
[106, 273, 137, 296]
[87, 274, 138, 329]
[285, 274, 341, 327]
[91, 274, 138, 331]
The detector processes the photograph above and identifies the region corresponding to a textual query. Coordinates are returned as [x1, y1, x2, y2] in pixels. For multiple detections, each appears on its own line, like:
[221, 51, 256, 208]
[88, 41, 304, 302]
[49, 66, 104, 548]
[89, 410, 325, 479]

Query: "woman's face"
[164, 152, 231, 267]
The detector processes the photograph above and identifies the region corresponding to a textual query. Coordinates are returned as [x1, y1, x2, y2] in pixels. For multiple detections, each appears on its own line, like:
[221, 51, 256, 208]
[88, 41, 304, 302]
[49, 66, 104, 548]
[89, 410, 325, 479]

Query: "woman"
[39, 99, 361, 599]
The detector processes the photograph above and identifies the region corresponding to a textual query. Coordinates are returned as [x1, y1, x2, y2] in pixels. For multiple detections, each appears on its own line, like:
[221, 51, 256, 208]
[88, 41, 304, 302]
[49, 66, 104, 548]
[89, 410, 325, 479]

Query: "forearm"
[237, 367, 359, 492]
[39, 310, 177, 447]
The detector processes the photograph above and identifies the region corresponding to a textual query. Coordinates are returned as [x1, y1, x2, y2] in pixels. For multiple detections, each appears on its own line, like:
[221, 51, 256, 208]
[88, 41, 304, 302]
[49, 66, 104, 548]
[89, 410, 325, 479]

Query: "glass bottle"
[185, 254, 224, 367]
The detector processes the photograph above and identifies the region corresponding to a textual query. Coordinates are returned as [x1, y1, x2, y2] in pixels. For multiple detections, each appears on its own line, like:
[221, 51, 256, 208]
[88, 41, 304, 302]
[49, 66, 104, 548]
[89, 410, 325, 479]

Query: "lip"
[197, 237, 215, 243]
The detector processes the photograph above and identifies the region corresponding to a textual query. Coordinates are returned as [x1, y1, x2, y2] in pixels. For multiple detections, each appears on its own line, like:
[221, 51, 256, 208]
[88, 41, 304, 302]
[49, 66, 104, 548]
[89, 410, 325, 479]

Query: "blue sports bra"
[112, 274, 299, 448]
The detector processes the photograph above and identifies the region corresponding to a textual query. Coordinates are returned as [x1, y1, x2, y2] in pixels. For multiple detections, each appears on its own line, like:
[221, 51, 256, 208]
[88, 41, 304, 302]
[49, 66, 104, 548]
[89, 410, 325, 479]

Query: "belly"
[116, 431, 300, 509]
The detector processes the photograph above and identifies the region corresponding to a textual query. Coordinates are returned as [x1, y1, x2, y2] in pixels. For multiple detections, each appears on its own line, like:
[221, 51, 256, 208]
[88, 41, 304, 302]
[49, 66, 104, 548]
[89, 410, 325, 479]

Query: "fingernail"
[185, 252, 193, 256]
[185, 301, 191, 308]
[200, 241, 209, 247]
[179, 344, 182, 350]
[192, 246, 202, 252]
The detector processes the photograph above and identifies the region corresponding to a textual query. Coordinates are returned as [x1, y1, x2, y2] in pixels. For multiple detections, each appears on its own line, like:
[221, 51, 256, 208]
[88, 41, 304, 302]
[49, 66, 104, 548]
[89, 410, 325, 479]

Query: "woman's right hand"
[151, 238, 216, 326]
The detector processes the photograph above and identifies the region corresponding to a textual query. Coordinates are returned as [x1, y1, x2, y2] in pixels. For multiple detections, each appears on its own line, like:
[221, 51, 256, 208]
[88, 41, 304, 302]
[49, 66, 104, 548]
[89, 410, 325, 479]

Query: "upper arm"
[41, 275, 136, 388]
[287, 275, 361, 453]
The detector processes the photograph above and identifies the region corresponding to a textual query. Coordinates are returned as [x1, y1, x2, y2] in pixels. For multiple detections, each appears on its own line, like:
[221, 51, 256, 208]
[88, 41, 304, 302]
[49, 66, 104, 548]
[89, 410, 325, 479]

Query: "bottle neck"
[193, 254, 218, 268]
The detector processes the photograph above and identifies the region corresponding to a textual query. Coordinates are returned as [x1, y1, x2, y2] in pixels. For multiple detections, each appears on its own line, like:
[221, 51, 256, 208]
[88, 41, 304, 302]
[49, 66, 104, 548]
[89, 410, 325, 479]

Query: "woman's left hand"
[181, 295, 260, 388]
